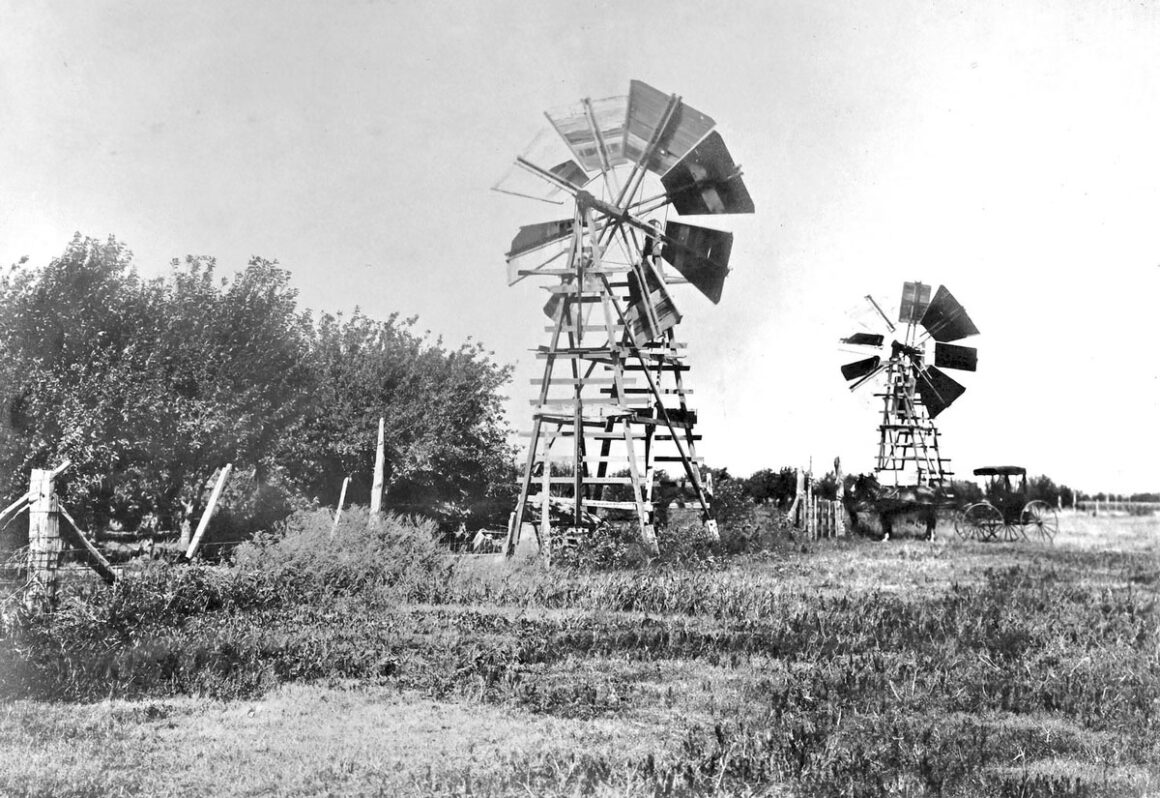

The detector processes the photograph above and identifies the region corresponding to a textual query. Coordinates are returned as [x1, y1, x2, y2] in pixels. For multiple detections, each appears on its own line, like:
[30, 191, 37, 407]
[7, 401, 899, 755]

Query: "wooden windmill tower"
[494, 80, 754, 556]
[839, 282, 980, 487]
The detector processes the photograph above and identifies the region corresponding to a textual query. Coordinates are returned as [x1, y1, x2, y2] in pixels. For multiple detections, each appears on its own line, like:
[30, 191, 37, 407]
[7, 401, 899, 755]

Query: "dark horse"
[844, 475, 947, 540]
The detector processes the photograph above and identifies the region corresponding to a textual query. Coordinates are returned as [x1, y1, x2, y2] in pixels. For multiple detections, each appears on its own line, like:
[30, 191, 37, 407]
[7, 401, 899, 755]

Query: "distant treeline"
[729, 467, 1080, 509]
[0, 235, 515, 535]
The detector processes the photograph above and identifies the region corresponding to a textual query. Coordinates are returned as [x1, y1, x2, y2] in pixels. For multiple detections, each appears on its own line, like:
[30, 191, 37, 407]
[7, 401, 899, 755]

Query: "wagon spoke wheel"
[1020, 500, 1059, 544]
[999, 520, 1022, 542]
[963, 502, 1002, 541]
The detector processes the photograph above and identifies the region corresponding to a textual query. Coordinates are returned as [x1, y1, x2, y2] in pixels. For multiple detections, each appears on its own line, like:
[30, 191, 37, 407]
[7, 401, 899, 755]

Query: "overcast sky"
[1, 0, 1157, 494]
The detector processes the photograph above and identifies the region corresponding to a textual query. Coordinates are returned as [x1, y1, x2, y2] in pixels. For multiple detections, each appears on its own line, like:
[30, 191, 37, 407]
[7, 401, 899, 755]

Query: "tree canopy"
[0, 235, 513, 532]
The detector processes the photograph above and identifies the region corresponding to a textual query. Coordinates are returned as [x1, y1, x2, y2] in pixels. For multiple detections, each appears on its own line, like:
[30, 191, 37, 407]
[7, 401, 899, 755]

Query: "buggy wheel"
[962, 502, 1003, 541]
[998, 521, 1022, 542]
[1020, 500, 1058, 543]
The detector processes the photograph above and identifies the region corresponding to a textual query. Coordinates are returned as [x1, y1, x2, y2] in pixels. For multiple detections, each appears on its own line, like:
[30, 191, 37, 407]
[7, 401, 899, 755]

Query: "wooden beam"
[332, 475, 350, 536]
[185, 464, 232, 560]
[369, 418, 385, 520]
[57, 505, 117, 585]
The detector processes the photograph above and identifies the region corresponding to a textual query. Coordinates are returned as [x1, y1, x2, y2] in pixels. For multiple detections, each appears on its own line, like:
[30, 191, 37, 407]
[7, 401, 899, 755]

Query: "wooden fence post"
[834, 456, 847, 536]
[332, 476, 350, 536]
[788, 468, 803, 528]
[25, 468, 62, 611]
[806, 473, 814, 539]
[369, 417, 385, 526]
[185, 464, 232, 561]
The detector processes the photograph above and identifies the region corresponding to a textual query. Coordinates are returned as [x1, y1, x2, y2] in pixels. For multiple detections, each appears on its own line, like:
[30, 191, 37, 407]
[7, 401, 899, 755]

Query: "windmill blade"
[920, 285, 979, 342]
[915, 365, 965, 418]
[492, 127, 591, 205]
[934, 342, 978, 371]
[661, 132, 754, 215]
[841, 356, 881, 382]
[546, 94, 629, 173]
[658, 221, 732, 303]
[507, 220, 574, 259]
[624, 289, 681, 342]
[840, 332, 885, 347]
[624, 80, 716, 176]
[505, 220, 575, 285]
[898, 281, 932, 324]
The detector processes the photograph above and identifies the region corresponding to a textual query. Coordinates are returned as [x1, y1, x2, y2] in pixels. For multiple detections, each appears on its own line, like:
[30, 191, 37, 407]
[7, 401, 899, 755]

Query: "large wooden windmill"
[840, 281, 980, 488]
[494, 80, 754, 556]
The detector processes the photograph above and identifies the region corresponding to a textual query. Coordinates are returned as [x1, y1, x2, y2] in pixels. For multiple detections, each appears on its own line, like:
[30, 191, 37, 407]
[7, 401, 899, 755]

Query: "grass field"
[1, 511, 1157, 797]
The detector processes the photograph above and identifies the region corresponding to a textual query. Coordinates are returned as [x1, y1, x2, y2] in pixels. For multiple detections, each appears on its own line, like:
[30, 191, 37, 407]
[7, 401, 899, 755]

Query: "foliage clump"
[0, 234, 513, 535]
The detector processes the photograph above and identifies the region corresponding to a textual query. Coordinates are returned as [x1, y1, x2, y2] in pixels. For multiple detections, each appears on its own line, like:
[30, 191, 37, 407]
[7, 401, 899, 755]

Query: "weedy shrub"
[233, 506, 449, 602]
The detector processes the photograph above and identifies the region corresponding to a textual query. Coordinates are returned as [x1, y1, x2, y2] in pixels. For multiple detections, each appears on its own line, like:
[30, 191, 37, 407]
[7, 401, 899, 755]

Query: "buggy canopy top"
[973, 466, 1026, 477]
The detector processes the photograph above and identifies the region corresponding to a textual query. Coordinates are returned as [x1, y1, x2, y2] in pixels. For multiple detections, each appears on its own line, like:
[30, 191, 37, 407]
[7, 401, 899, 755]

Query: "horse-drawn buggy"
[955, 466, 1058, 543]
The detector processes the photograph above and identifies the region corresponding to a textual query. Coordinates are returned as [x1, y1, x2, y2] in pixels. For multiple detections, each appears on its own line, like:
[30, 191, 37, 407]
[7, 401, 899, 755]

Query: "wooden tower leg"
[621, 424, 656, 554]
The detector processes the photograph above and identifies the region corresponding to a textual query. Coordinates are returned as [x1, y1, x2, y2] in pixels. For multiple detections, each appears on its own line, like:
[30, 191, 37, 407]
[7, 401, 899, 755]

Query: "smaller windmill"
[839, 281, 979, 487]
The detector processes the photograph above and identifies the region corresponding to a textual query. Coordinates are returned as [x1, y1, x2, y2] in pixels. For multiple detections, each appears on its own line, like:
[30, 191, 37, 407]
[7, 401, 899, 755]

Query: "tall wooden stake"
[834, 456, 847, 536]
[185, 464, 232, 561]
[369, 417, 385, 524]
[25, 468, 62, 611]
[332, 476, 350, 535]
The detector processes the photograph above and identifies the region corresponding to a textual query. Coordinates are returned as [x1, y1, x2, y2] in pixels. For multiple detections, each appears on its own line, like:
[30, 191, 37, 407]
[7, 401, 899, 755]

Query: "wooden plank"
[548, 498, 654, 511]
[543, 326, 623, 333]
[617, 387, 693, 395]
[186, 464, 232, 560]
[520, 268, 630, 277]
[524, 476, 639, 485]
[56, 505, 117, 585]
[519, 430, 647, 441]
[530, 398, 623, 406]
[332, 475, 350, 535]
[369, 418, 385, 518]
[542, 453, 642, 463]
[529, 414, 630, 426]
[531, 377, 631, 386]
[623, 363, 690, 372]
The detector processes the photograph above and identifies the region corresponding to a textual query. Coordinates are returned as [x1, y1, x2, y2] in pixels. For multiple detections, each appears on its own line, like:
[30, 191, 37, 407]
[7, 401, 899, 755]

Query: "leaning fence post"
[332, 476, 350, 536]
[369, 417, 385, 526]
[185, 464, 232, 561]
[25, 468, 63, 611]
[788, 468, 804, 528]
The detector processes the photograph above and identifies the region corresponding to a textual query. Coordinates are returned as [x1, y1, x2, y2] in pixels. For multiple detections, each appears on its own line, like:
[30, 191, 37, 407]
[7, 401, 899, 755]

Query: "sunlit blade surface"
[492, 127, 590, 205]
[624, 80, 716, 176]
[933, 342, 978, 371]
[899, 281, 932, 324]
[546, 95, 629, 172]
[624, 289, 681, 342]
[840, 333, 885, 347]
[841, 356, 881, 381]
[507, 220, 574, 259]
[505, 231, 573, 285]
[659, 221, 732, 304]
[915, 365, 965, 418]
[661, 132, 754, 215]
[920, 285, 980, 342]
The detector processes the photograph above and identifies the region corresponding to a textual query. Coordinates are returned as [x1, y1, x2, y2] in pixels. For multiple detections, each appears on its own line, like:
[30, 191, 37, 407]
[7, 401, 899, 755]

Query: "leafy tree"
[0, 235, 514, 533]
[1026, 475, 1061, 507]
[948, 479, 983, 507]
[281, 309, 514, 525]
[742, 467, 797, 507]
